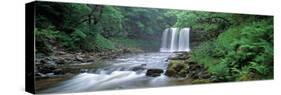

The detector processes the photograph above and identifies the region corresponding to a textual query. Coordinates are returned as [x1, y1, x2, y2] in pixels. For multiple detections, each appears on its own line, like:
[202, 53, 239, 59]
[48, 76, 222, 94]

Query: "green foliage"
[190, 17, 273, 81]
[110, 37, 160, 50]
[35, 2, 171, 54]
[227, 19, 273, 80]
[208, 61, 229, 76]
[34, 2, 273, 82]
[216, 26, 241, 47]
[95, 34, 116, 50]
[35, 26, 58, 55]
[99, 6, 123, 37]
[122, 8, 171, 37]
[193, 23, 220, 32]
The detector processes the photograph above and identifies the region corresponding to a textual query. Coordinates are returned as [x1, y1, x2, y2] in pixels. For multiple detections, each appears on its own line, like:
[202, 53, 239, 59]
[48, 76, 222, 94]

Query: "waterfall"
[160, 29, 169, 52]
[160, 28, 190, 52]
[178, 28, 190, 51]
[170, 28, 178, 52]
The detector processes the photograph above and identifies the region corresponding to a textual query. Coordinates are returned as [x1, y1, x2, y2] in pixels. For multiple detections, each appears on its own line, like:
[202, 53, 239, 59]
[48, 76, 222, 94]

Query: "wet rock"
[40, 59, 55, 65]
[37, 64, 57, 74]
[55, 59, 65, 65]
[146, 69, 164, 77]
[122, 48, 143, 54]
[76, 55, 84, 62]
[35, 73, 47, 77]
[46, 73, 55, 76]
[165, 60, 188, 77]
[53, 68, 64, 75]
[122, 48, 131, 53]
[164, 69, 176, 77]
[165, 52, 211, 79]
[189, 64, 201, 70]
[198, 71, 211, 79]
[131, 64, 146, 71]
[57, 51, 66, 55]
[168, 53, 190, 60]
[80, 69, 89, 73]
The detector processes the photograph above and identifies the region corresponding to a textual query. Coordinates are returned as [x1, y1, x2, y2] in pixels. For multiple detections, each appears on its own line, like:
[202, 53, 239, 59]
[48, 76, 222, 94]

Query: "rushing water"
[41, 52, 191, 93]
[160, 28, 190, 52]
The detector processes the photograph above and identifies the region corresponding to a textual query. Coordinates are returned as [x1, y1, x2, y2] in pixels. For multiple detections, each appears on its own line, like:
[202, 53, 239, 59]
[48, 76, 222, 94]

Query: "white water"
[160, 28, 190, 52]
[41, 53, 188, 93]
[170, 28, 178, 52]
[178, 28, 190, 51]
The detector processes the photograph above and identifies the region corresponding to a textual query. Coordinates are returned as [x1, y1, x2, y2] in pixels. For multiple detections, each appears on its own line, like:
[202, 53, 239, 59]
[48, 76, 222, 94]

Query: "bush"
[95, 34, 116, 51]
[225, 19, 273, 80]
[35, 26, 58, 55]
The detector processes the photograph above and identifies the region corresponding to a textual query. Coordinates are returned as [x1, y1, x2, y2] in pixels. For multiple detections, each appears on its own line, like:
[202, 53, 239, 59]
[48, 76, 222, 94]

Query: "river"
[41, 52, 191, 93]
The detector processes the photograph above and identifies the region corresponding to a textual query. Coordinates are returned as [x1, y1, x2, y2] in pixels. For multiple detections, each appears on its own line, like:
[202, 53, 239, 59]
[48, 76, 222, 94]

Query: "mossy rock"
[165, 60, 188, 77]
[191, 79, 210, 84]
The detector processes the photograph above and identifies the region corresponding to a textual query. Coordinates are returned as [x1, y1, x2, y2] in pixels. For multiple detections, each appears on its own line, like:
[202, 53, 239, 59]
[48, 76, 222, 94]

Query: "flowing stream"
[41, 28, 191, 93]
[41, 52, 191, 93]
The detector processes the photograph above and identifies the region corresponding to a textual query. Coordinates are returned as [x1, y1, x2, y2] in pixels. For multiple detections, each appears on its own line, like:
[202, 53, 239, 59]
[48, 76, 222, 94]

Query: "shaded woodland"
[34, 1, 273, 92]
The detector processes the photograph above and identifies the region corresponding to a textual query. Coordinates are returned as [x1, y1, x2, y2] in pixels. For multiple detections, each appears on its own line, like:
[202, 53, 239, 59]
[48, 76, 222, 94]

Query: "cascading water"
[170, 28, 179, 52]
[160, 28, 190, 52]
[160, 28, 169, 52]
[178, 28, 190, 51]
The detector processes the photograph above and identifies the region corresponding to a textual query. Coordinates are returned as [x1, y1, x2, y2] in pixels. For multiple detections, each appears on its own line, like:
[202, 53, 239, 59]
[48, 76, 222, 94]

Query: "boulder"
[80, 69, 89, 73]
[131, 64, 146, 71]
[57, 51, 66, 55]
[164, 69, 176, 77]
[76, 55, 84, 62]
[146, 68, 164, 77]
[37, 64, 56, 74]
[198, 71, 211, 79]
[53, 68, 64, 75]
[122, 48, 131, 53]
[46, 73, 55, 76]
[35, 73, 47, 77]
[55, 59, 65, 65]
[40, 59, 56, 65]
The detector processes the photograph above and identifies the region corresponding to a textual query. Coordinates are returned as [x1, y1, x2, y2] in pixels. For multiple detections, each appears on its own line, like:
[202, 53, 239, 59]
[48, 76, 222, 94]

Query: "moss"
[166, 60, 188, 77]
[191, 79, 210, 84]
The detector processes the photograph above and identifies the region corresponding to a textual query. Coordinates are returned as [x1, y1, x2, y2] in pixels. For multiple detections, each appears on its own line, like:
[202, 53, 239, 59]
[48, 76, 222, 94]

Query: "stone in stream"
[53, 68, 64, 75]
[80, 69, 89, 73]
[146, 68, 164, 77]
[131, 64, 147, 71]
[164, 69, 176, 77]
[35, 72, 47, 77]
